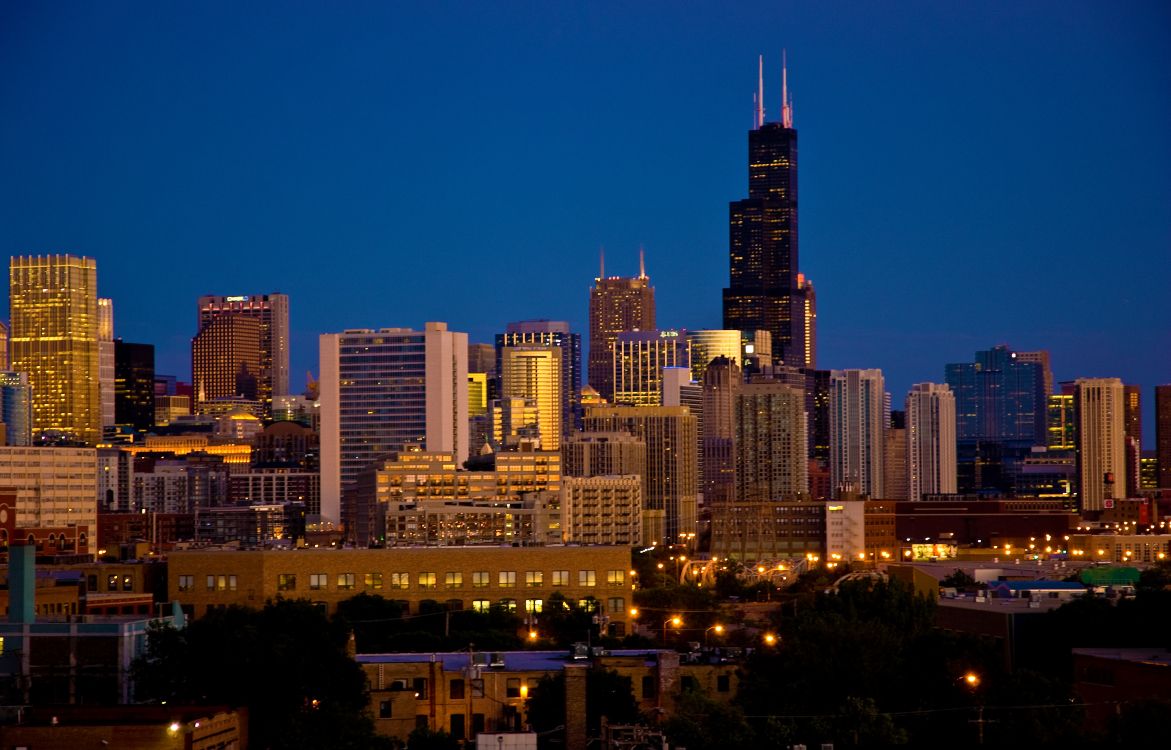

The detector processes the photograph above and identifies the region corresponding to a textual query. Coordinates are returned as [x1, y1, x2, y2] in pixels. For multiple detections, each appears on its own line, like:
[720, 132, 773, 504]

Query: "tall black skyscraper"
[114, 340, 155, 431]
[723, 56, 807, 366]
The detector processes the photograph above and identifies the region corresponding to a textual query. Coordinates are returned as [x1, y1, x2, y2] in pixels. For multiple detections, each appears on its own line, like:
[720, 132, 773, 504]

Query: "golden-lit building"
[197, 293, 290, 418]
[468, 372, 489, 418]
[685, 330, 741, 382]
[192, 315, 262, 412]
[1068, 533, 1170, 564]
[561, 475, 642, 546]
[166, 545, 634, 621]
[588, 264, 656, 403]
[9, 255, 100, 444]
[612, 330, 690, 407]
[350, 446, 562, 546]
[500, 346, 562, 450]
[491, 396, 540, 449]
[153, 394, 191, 426]
[1075, 378, 1126, 511]
[1047, 393, 1075, 451]
[583, 406, 697, 546]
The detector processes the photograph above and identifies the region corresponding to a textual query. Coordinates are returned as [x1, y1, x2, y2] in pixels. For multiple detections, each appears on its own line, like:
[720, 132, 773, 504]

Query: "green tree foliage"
[133, 599, 389, 750]
[662, 688, 754, 750]
[405, 726, 460, 750]
[334, 594, 524, 652]
[940, 568, 979, 589]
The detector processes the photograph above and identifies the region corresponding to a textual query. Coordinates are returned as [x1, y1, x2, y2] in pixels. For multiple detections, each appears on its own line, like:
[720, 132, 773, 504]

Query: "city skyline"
[2, 2, 1168, 441]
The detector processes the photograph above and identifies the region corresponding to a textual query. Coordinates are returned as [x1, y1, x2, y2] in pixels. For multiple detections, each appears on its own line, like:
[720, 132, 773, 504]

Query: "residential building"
[561, 475, 642, 546]
[829, 369, 885, 498]
[906, 382, 957, 500]
[0, 371, 32, 446]
[0, 446, 97, 543]
[701, 356, 740, 507]
[319, 322, 468, 529]
[499, 345, 562, 450]
[734, 381, 807, 502]
[98, 297, 115, 430]
[1075, 378, 1126, 511]
[497, 320, 581, 435]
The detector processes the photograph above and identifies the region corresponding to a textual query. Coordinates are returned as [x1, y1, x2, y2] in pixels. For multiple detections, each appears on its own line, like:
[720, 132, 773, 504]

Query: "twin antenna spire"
[755, 51, 793, 129]
[597, 246, 648, 280]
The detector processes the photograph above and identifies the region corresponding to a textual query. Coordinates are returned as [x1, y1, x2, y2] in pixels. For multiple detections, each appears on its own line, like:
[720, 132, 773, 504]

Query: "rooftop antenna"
[756, 54, 765, 128]
[638, 246, 647, 279]
[782, 49, 793, 128]
[599, 246, 605, 279]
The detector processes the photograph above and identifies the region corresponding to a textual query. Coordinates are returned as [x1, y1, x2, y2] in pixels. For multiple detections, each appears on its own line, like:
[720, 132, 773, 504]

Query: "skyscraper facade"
[0, 371, 32, 446]
[685, 330, 742, 382]
[499, 346, 562, 450]
[197, 294, 290, 416]
[1075, 378, 1126, 511]
[496, 320, 581, 436]
[734, 381, 808, 502]
[192, 316, 262, 409]
[98, 297, 115, 430]
[722, 58, 808, 366]
[1157, 385, 1171, 490]
[114, 341, 156, 432]
[582, 405, 697, 546]
[906, 382, 957, 500]
[829, 369, 885, 498]
[946, 345, 1045, 444]
[587, 259, 655, 402]
[9, 255, 100, 444]
[612, 330, 690, 407]
[1123, 384, 1142, 497]
[701, 356, 741, 507]
[319, 322, 468, 529]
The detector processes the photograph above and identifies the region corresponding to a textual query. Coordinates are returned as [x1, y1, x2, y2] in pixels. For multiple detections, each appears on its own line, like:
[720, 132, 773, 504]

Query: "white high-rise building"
[829, 369, 885, 498]
[906, 382, 957, 500]
[319, 322, 468, 527]
[1075, 377, 1126, 511]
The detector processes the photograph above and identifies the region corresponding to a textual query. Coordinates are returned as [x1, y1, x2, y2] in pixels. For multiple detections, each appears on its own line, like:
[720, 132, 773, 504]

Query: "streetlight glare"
[964, 672, 980, 687]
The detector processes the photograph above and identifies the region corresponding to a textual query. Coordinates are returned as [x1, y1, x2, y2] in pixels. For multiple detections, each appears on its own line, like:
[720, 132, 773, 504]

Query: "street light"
[763, 633, 777, 646]
[704, 624, 724, 646]
[662, 615, 683, 641]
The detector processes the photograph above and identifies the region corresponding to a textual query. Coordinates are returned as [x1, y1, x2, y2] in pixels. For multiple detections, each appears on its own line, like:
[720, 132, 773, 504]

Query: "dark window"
[718, 674, 730, 692]
[681, 676, 697, 692]
[415, 715, 428, 730]
[450, 713, 465, 740]
[450, 679, 465, 700]
[379, 701, 392, 718]
[412, 677, 427, 699]
[642, 676, 657, 700]
[506, 678, 521, 698]
[472, 714, 485, 734]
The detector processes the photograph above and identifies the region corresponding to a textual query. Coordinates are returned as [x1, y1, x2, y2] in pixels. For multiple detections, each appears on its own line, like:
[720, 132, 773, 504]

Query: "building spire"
[638, 245, 647, 279]
[756, 54, 765, 129]
[781, 49, 793, 128]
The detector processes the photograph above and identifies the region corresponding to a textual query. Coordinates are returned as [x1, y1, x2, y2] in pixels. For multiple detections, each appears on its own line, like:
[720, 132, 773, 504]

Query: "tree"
[940, 569, 978, 589]
[663, 688, 755, 750]
[525, 667, 641, 749]
[133, 599, 388, 750]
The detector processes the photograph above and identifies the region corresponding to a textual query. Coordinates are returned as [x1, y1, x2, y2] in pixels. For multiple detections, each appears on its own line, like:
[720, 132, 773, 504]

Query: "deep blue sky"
[3, 2, 1169, 440]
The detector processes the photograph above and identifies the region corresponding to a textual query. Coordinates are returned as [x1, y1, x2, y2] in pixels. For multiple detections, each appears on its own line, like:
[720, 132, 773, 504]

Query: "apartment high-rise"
[1075, 378, 1126, 511]
[0, 372, 32, 446]
[906, 383, 957, 500]
[701, 356, 741, 507]
[197, 294, 289, 416]
[734, 381, 807, 502]
[1157, 385, 1171, 489]
[587, 253, 656, 402]
[319, 322, 468, 529]
[497, 320, 580, 436]
[114, 341, 156, 432]
[9, 255, 100, 444]
[98, 297, 115, 430]
[1123, 384, 1142, 497]
[829, 369, 885, 498]
[1047, 394, 1076, 451]
[722, 56, 808, 366]
[192, 316, 262, 409]
[499, 346, 562, 450]
[583, 405, 697, 546]
[612, 330, 690, 407]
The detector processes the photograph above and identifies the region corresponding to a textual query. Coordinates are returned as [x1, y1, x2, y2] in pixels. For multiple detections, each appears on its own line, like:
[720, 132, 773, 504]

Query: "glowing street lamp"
[704, 624, 725, 645]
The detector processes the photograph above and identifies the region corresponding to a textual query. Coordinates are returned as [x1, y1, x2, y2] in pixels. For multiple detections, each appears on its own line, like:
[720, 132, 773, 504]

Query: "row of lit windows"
[267, 569, 627, 593]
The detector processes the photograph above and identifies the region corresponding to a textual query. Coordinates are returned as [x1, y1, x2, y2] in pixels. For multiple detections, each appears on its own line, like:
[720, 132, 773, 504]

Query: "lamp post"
[662, 615, 682, 642]
[961, 671, 984, 745]
[704, 624, 724, 646]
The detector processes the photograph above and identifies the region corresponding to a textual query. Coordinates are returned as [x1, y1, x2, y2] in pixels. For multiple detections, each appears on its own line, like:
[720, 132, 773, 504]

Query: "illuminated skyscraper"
[612, 330, 689, 407]
[0, 321, 8, 369]
[685, 329, 742, 382]
[798, 273, 816, 368]
[735, 381, 807, 502]
[829, 369, 885, 498]
[588, 252, 656, 401]
[192, 316, 262, 410]
[98, 297, 115, 430]
[497, 320, 580, 436]
[9, 255, 100, 444]
[701, 356, 740, 506]
[319, 322, 468, 528]
[906, 383, 957, 500]
[499, 346, 562, 450]
[1047, 394, 1076, 450]
[723, 56, 809, 366]
[197, 294, 289, 416]
[1123, 384, 1142, 497]
[1075, 378, 1126, 511]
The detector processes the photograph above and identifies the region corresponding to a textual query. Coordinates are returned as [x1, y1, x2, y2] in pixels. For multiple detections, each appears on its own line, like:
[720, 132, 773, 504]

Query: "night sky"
[2, 2, 1168, 440]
